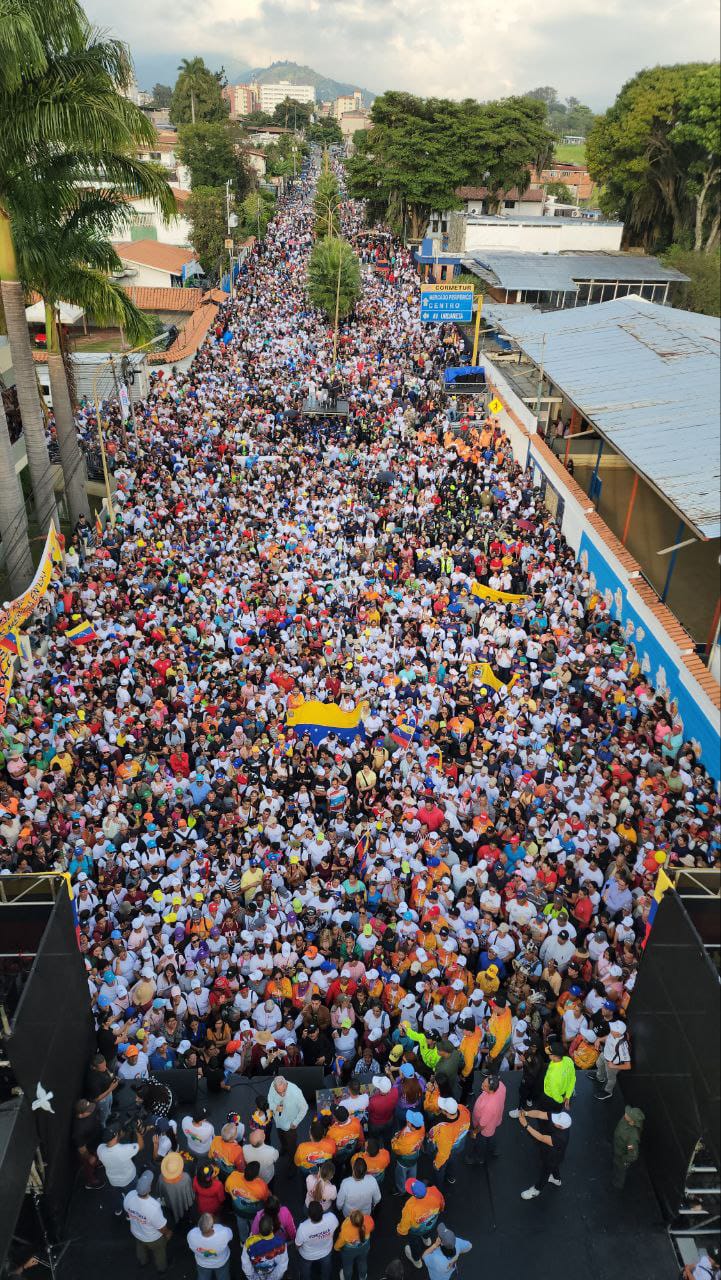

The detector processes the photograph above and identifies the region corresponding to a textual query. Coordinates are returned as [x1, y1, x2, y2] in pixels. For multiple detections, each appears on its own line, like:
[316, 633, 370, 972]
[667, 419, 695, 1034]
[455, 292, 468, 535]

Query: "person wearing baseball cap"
[391, 1111, 426, 1193]
[593, 1019, 632, 1100]
[421, 1222, 473, 1278]
[427, 1095, 470, 1189]
[397, 1178, 446, 1268]
[123, 1169, 171, 1270]
[517, 1108, 573, 1199]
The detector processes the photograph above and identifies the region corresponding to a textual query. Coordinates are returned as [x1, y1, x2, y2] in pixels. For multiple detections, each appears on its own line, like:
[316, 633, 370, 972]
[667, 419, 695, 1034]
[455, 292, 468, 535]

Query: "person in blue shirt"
[422, 1224, 472, 1278]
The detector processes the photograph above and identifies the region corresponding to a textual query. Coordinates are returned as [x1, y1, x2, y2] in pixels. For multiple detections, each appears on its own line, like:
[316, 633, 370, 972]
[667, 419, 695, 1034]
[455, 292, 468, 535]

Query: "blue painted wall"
[578, 531, 720, 776]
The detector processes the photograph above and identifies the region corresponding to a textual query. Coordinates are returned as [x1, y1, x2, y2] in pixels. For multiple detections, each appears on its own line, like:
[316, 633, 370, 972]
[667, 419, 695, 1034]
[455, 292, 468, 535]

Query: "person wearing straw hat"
[158, 1150, 194, 1223]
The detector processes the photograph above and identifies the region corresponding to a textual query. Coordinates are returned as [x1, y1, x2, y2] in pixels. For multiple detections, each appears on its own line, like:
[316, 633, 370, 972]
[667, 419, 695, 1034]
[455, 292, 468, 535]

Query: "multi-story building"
[333, 90, 362, 118]
[222, 83, 261, 118]
[532, 161, 596, 202]
[338, 109, 371, 144]
[258, 81, 315, 114]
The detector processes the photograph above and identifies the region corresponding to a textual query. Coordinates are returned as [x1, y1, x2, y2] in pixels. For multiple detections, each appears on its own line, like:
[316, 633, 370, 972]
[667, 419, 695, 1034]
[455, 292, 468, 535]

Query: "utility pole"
[534, 334, 547, 433]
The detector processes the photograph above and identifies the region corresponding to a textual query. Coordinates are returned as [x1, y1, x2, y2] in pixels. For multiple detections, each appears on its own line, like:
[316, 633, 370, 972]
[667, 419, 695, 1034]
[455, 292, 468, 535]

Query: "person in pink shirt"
[466, 1075, 506, 1166]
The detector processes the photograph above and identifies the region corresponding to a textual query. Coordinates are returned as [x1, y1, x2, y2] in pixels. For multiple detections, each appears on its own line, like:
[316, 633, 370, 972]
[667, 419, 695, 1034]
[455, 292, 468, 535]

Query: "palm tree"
[11, 175, 163, 527]
[0, 0, 175, 550]
[0, 394, 34, 595]
[177, 57, 206, 125]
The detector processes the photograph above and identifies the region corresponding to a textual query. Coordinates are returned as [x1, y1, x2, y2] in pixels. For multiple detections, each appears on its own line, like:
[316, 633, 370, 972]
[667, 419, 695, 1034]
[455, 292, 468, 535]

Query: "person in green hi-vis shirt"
[509, 1038, 576, 1119]
[541, 1038, 576, 1110]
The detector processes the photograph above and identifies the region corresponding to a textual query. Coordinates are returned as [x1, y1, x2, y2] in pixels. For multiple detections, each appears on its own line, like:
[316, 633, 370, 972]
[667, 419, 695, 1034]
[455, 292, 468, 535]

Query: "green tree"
[307, 119, 343, 146]
[663, 244, 721, 315]
[0, 0, 175, 559]
[272, 97, 313, 130]
[152, 83, 172, 108]
[244, 110, 275, 128]
[587, 63, 720, 252]
[177, 122, 250, 192]
[171, 57, 227, 126]
[307, 235, 361, 320]
[185, 186, 226, 274]
[241, 191, 274, 239]
[12, 176, 155, 525]
[263, 134, 308, 178]
[545, 181, 574, 201]
[313, 169, 341, 237]
[346, 91, 554, 238]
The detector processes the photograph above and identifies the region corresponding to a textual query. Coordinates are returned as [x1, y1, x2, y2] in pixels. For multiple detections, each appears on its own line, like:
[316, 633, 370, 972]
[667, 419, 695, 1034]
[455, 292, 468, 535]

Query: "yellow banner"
[0, 524, 64, 633]
[0, 649, 14, 724]
[465, 660, 519, 694]
[471, 581, 528, 605]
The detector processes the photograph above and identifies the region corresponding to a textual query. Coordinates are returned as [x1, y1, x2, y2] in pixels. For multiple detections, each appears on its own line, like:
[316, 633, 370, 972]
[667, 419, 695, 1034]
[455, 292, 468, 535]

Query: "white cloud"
[83, 0, 720, 107]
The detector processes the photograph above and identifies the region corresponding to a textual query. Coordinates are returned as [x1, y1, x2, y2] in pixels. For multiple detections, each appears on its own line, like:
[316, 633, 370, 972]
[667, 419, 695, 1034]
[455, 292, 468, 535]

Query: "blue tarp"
[444, 366, 485, 384]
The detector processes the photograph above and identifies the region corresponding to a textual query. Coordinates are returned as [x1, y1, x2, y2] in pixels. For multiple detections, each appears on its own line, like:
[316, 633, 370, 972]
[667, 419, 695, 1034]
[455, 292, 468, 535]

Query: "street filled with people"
[1, 154, 719, 1279]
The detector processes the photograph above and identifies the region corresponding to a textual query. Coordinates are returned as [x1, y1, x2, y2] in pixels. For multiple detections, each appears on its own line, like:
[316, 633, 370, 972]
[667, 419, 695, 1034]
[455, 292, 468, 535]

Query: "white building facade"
[259, 82, 315, 113]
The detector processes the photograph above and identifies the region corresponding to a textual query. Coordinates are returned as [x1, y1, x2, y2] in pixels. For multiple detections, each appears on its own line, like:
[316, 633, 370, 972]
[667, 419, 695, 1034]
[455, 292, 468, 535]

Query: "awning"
[25, 300, 84, 326]
[444, 366, 485, 384]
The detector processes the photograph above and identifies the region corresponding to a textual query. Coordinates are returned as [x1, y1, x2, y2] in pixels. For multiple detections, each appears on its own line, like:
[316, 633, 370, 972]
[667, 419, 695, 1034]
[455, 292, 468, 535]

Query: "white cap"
[551, 1112, 572, 1129]
[438, 1096, 459, 1116]
[372, 1075, 392, 1094]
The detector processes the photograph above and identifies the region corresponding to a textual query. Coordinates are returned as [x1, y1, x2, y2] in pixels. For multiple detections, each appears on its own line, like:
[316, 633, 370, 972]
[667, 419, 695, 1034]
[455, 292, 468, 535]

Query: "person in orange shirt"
[294, 1117, 337, 1175]
[326, 1107, 364, 1172]
[397, 1179, 445, 1267]
[335, 1208, 374, 1279]
[391, 1110, 425, 1192]
[352, 1137, 390, 1188]
[457, 1018, 482, 1099]
[427, 1096, 471, 1188]
[209, 1122, 245, 1179]
[225, 1160, 269, 1242]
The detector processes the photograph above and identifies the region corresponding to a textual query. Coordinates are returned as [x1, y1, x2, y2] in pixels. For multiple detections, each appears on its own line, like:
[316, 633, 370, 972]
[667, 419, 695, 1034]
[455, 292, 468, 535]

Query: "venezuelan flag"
[66, 619, 99, 646]
[642, 867, 675, 948]
[426, 745, 443, 772]
[391, 707, 419, 748]
[285, 699, 367, 745]
[355, 833, 370, 875]
[0, 629, 22, 656]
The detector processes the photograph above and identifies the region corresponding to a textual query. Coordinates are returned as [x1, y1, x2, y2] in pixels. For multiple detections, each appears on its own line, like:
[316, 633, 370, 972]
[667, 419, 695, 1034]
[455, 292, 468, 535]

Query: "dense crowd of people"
[1, 153, 719, 1279]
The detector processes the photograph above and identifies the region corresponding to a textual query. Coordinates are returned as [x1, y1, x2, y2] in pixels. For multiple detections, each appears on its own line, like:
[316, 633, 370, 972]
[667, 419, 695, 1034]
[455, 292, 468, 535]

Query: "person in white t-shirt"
[123, 1171, 170, 1272]
[182, 1105, 215, 1156]
[97, 1126, 143, 1214]
[187, 1213, 233, 1279]
[294, 1201, 339, 1273]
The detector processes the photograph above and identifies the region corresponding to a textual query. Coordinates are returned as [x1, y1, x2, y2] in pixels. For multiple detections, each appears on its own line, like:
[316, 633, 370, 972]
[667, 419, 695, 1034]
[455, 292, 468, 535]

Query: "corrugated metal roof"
[463, 250, 688, 292]
[492, 296, 721, 539]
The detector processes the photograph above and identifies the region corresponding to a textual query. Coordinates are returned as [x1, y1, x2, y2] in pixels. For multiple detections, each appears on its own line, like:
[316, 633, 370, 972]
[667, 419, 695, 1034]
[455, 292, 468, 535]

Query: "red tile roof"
[125, 286, 204, 312]
[112, 240, 196, 273]
[455, 186, 544, 203]
[148, 301, 219, 365]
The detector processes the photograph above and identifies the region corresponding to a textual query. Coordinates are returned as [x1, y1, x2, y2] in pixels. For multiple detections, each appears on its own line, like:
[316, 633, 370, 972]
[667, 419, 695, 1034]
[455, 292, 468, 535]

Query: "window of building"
[504, 199, 516, 209]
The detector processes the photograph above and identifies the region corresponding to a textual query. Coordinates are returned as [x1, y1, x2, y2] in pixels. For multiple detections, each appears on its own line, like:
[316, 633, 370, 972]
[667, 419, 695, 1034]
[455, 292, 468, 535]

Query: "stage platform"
[302, 397, 350, 417]
[58, 1073, 676, 1280]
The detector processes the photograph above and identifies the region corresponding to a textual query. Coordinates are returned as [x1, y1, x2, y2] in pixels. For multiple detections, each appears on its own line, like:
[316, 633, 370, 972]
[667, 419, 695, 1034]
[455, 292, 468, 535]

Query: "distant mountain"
[245, 61, 375, 107]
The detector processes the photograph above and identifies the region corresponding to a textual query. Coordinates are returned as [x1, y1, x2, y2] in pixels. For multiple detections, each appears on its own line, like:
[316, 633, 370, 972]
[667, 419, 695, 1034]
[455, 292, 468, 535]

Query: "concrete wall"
[116, 260, 179, 288]
[483, 355, 721, 777]
[464, 219, 623, 254]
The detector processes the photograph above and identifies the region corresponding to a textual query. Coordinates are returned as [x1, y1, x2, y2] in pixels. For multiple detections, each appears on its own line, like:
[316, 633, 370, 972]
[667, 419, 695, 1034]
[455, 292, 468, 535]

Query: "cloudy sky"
[83, 0, 719, 108]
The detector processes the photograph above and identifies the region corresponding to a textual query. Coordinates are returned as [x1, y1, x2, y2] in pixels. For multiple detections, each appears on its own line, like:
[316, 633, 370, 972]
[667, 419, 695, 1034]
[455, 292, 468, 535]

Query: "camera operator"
[133, 1075, 174, 1122]
[97, 1120, 145, 1215]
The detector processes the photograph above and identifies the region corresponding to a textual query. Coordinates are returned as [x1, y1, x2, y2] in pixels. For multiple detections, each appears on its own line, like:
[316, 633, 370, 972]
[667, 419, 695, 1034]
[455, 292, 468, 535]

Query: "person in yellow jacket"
[391, 1110, 425, 1193]
[476, 964, 501, 996]
[427, 1096, 470, 1188]
[397, 1179, 445, 1268]
[457, 1018, 482, 1099]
